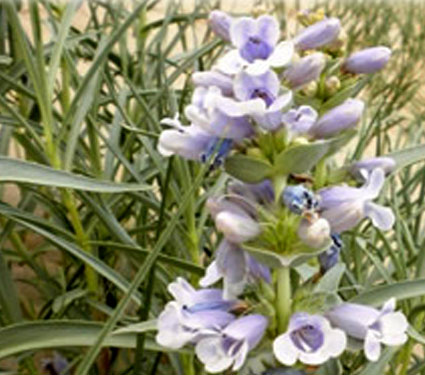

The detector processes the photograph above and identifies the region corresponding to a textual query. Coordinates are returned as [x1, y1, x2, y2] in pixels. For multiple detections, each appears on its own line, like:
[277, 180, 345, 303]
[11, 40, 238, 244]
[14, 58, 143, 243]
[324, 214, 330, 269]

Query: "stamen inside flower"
[291, 324, 324, 353]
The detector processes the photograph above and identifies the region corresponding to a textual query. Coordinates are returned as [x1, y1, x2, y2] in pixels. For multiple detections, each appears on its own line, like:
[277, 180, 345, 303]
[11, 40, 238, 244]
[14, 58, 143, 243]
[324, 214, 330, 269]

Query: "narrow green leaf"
[0, 157, 149, 192]
[351, 279, 425, 306]
[0, 320, 173, 360]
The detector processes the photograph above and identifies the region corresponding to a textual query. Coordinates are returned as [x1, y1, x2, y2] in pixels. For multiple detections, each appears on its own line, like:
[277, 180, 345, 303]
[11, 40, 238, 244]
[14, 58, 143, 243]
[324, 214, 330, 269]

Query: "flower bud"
[215, 211, 261, 243]
[284, 53, 325, 89]
[325, 76, 341, 96]
[294, 18, 341, 51]
[350, 156, 396, 180]
[343, 46, 391, 74]
[297, 218, 331, 249]
[308, 98, 365, 139]
[209, 10, 233, 41]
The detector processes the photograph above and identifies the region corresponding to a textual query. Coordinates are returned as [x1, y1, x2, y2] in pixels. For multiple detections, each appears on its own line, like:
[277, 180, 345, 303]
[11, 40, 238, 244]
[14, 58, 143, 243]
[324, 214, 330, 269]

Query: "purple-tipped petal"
[344, 46, 391, 74]
[350, 156, 396, 179]
[282, 105, 318, 134]
[294, 18, 341, 50]
[224, 314, 268, 349]
[192, 71, 234, 95]
[209, 10, 233, 41]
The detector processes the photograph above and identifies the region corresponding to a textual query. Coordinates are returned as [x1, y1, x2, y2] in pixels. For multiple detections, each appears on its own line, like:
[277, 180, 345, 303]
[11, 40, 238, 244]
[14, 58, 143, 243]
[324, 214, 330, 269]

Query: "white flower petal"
[363, 168, 385, 199]
[196, 337, 233, 374]
[216, 49, 246, 75]
[364, 330, 382, 362]
[381, 298, 396, 314]
[273, 334, 299, 366]
[379, 311, 408, 337]
[364, 201, 395, 231]
[199, 261, 222, 287]
[268, 41, 295, 68]
[381, 333, 408, 346]
[324, 327, 347, 357]
[232, 341, 249, 371]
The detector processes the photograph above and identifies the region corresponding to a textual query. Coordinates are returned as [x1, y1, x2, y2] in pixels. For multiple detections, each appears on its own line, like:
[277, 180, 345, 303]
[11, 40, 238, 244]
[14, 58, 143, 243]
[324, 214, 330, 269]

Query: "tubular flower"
[196, 314, 268, 373]
[326, 298, 408, 361]
[318, 168, 395, 233]
[273, 312, 346, 365]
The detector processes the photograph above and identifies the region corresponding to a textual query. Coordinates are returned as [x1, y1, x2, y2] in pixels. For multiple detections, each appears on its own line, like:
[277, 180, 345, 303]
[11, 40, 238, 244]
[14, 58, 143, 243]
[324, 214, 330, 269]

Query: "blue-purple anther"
[343, 46, 391, 74]
[319, 168, 395, 233]
[326, 298, 408, 361]
[294, 18, 341, 50]
[156, 278, 236, 349]
[308, 98, 365, 139]
[318, 234, 343, 272]
[284, 52, 326, 89]
[283, 185, 319, 215]
[273, 312, 346, 365]
[196, 314, 268, 373]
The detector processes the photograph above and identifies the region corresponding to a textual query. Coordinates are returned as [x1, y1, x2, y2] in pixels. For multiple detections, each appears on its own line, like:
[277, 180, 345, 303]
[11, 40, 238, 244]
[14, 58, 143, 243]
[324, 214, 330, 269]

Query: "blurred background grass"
[0, 0, 424, 374]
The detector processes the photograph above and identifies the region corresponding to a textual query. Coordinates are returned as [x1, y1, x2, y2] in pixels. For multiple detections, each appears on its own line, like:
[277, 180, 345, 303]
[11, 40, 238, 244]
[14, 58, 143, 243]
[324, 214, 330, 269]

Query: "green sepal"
[224, 154, 273, 183]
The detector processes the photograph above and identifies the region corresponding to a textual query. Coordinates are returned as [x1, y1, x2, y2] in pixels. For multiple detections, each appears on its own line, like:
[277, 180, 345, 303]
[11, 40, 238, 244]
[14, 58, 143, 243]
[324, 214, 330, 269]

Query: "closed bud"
[308, 98, 365, 139]
[294, 18, 341, 51]
[297, 217, 331, 249]
[301, 81, 318, 97]
[209, 10, 233, 41]
[325, 76, 341, 96]
[343, 46, 391, 74]
[192, 70, 233, 95]
[215, 211, 261, 243]
[284, 52, 326, 89]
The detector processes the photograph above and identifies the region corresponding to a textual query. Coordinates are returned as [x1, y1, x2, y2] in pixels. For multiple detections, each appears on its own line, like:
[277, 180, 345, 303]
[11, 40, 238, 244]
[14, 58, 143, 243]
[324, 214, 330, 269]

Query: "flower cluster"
[155, 8, 407, 374]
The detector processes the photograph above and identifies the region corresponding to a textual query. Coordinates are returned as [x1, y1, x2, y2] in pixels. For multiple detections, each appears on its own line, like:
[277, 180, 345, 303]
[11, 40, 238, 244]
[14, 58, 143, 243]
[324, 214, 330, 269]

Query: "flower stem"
[276, 266, 291, 334]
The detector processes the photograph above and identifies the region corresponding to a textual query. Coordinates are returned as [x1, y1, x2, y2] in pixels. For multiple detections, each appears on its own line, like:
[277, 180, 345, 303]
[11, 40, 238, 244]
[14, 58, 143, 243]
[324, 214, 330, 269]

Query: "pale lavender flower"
[42, 352, 70, 375]
[196, 314, 268, 373]
[273, 312, 346, 365]
[192, 70, 234, 95]
[319, 168, 395, 233]
[326, 298, 408, 361]
[343, 46, 391, 74]
[308, 98, 365, 139]
[230, 15, 280, 62]
[156, 278, 235, 349]
[350, 156, 396, 180]
[284, 53, 326, 89]
[294, 18, 341, 51]
[185, 86, 262, 140]
[209, 10, 233, 41]
[234, 69, 292, 130]
[158, 115, 217, 161]
[200, 239, 270, 299]
[282, 105, 318, 134]
[207, 196, 260, 243]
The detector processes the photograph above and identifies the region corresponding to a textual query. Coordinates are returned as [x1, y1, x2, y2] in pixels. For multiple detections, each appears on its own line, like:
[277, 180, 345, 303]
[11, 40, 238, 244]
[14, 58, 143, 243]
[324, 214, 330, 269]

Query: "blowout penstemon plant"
[156, 8, 406, 374]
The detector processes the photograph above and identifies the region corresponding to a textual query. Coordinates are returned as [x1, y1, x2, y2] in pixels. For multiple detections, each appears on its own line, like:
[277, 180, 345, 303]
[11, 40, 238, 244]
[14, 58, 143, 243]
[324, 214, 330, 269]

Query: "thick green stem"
[276, 266, 291, 334]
